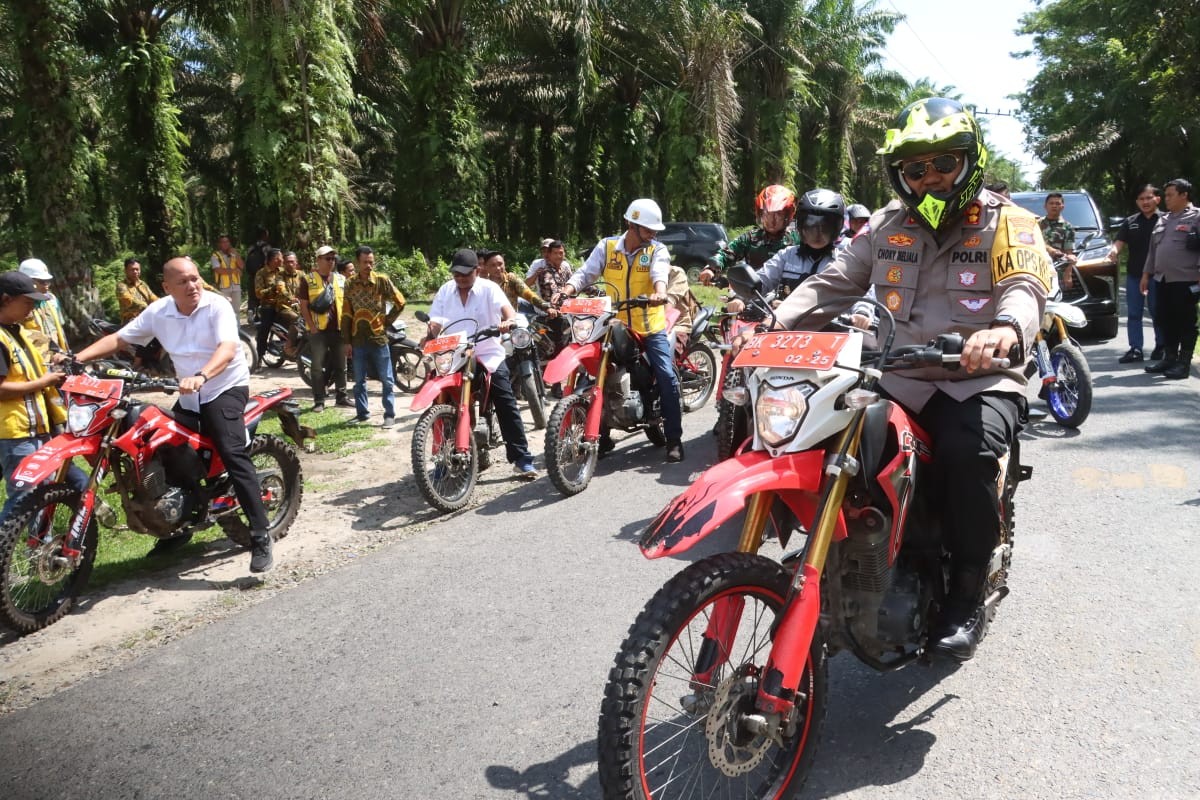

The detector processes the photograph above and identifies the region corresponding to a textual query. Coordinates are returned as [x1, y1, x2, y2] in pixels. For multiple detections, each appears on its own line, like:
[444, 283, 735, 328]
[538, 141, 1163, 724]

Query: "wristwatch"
[194, 371, 209, 383]
[989, 315, 1025, 361]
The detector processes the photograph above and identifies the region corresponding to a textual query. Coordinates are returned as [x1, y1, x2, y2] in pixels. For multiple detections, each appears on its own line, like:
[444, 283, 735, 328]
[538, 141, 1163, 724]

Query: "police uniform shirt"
[1144, 204, 1200, 283]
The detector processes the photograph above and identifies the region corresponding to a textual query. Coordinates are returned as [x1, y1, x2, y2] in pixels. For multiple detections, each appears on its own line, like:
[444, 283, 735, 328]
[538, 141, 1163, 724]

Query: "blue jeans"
[642, 331, 683, 444]
[352, 343, 395, 419]
[0, 435, 89, 520]
[1126, 274, 1163, 352]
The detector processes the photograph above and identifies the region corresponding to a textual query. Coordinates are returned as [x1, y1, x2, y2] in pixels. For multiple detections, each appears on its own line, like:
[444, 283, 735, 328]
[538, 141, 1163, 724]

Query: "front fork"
[1033, 318, 1069, 387]
[47, 450, 111, 562]
[690, 415, 865, 718]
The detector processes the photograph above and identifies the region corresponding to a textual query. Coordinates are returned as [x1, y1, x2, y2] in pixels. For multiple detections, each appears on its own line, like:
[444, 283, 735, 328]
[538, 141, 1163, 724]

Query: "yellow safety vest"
[305, 271, 344, 331]
[0, 325, 65, 439]
[601, 237, 666, 335]
[22, 297, 68, 354]
[212, 251, 243, 290]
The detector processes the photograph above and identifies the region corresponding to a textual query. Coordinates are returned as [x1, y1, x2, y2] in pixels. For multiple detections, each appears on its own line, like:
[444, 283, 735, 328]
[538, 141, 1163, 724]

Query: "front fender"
[10, 434, 100, 489]
[543, 341, 602, 385]
[410, 372, 463, 412]
[640, 449, 846, 559]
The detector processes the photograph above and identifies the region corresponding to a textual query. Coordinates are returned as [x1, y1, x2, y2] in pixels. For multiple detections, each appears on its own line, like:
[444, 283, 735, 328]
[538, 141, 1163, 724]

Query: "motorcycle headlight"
[754, 382, 816, 448]
[571, 316, 597, 344]
[509, 327, 533, 350]
[433, 351, 456, 376]
[67, 402, 98, 436]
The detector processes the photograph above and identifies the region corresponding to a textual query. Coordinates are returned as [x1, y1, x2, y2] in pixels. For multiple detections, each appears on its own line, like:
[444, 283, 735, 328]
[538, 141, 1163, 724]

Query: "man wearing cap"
[0, 271, 88, 520]
[299, 246, 351, 411]
[340, 245, 406, 426]
[524, 238, 556, 286]
[74, 257, 276, 573]
[17, 258, 68, 362]
[210, 234, 245, 319]
[426, 249, 539, 478]
[555, 198, 685, 463]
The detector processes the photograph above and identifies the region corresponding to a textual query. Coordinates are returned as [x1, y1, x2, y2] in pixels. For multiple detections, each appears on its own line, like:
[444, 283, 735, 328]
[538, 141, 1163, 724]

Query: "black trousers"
[483, 360, 531, 464]
[908, 391, 1021, 572]
[176, 385, 270, 532]
[1155, 280, 1199, 362]
[255, 306, 278, 355]
[308, 325, 347, 403]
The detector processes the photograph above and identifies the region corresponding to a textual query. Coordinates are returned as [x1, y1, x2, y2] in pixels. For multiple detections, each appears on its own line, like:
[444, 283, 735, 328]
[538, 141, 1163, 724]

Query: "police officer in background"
[1140, 178, 1200, 380]
[745, 97, 1050, 661]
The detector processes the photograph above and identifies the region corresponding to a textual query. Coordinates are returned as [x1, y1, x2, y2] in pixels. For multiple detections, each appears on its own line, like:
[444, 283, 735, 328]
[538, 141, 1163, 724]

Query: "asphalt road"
[2, 329, 1199, 799]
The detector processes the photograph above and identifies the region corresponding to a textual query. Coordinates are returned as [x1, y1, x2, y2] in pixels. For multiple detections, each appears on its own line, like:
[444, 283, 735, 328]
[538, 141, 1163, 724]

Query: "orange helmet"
[755, 185, 797, 220]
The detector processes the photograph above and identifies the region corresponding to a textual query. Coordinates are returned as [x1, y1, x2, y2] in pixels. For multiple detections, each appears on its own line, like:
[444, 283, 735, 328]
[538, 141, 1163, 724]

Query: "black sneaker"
[249, 533, 274, 573]
[312, 402, 326, 412]
[1117, 348, 1143, 363]
[1145, 359, 1172, 374]
[1164, 361, 1190, 380]
[597, 435, 615, 458]
[665, 441, 684, 463]
[335, 395, 354, 408]
[1151, 347, 1165, 361]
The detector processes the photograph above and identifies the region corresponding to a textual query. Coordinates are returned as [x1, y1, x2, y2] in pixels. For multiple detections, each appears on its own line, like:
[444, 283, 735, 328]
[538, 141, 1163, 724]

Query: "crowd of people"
[2, 97, 1198, 609]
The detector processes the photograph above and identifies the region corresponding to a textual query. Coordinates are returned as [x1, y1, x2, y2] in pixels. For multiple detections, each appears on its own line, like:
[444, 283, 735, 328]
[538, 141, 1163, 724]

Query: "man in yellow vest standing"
[210, 234, 245, 319]
[17, 258, 68, 363]
[555, 198, 685, 462]
[0, 270, 87, 519]
[299, 245, 351, 411]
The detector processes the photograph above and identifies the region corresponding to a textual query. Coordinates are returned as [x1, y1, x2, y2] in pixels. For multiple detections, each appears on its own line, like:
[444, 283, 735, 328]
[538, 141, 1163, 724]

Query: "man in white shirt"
[75, 257, 275, 573]
[427, 249, 539, 479]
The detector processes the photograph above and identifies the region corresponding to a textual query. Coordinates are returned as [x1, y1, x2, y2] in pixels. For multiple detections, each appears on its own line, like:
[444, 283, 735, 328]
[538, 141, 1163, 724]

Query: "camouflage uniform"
[712, 227, 800, 272]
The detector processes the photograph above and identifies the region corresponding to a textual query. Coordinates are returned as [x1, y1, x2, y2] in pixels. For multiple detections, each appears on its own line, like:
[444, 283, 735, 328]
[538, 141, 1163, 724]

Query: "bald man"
[75, 257, 275, 573]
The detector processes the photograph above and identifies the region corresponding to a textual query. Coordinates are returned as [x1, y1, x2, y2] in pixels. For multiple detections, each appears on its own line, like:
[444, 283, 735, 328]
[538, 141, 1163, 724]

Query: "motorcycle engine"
[120, 447, 202, 536]
[603, 367, 644, 428]
[840, 517, 926, 654]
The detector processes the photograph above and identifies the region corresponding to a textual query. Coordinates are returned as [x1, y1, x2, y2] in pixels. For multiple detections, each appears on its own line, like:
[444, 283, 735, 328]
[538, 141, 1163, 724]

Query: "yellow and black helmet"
[879, 97, 989, 235]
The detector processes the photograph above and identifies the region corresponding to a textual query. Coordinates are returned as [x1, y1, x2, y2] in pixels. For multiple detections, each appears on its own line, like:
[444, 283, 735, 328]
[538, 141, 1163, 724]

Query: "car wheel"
[685, 263, 703, 283]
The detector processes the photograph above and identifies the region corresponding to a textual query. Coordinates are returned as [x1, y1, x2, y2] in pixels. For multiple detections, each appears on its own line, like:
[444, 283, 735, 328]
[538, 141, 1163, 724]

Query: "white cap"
[18, 258, 53, 281]
[314, 245, 337, 258]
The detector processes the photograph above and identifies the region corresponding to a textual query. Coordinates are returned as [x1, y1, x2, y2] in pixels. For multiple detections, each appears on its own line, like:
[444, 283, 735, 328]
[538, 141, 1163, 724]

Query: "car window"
[1011, 192, 1101, 230]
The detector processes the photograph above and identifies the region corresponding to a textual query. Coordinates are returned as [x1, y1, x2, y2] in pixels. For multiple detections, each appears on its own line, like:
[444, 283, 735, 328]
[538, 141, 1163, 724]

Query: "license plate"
[731, 331, 849, 370]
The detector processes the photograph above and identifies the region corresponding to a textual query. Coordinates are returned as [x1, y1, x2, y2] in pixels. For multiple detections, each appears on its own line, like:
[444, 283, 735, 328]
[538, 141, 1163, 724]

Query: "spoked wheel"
[545, 392, 598, 496]
[1046, 343, 1092, 428]
[218, 435, 304, 547]
[393, 347, 427, 394]
[297, 340, 316, 388]
[598, 552, 827, 799]
[239, 331, 260, 373]
[715, 368, 751, 461]
[260, 326, 288, 369]
[678, 341, 718, 412]
[412, 404, 478, 512]
[0, 485, 98, 635]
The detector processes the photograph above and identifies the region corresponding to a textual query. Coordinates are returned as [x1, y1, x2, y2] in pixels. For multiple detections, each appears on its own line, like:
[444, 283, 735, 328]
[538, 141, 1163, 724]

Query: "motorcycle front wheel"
[715, 369, 751, 461]
[219, 435, 303, 547]
[1046, 342, 1092, 428]
[678, 341, 718, 412]
[545, 392, 597, 496]
[393, 347, 428, 394]
[0, 485, 98, 635]
[598, 552, 827, 800]
[520, 370, 548, 430]
[412, 404, 479, 512]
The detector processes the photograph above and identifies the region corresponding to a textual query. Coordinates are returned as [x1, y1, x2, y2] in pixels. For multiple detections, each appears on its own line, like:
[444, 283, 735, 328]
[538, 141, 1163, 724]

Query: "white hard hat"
[18, 258, 53, 281]
[623, 198, 666, 231]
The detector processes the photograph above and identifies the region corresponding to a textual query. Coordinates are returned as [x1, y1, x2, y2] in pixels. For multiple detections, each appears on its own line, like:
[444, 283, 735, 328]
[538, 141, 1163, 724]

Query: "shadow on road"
[485, 738, 600, 799]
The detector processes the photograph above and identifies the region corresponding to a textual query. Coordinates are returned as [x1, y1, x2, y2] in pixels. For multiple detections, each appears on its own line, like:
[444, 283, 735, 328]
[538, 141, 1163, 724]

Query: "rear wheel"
[260, 326, 288, 369]
[239, 331, 260, 373]
[297, 340, 316, 387]
[678, 341, 718, 412]
[412, 404, 478, 512]
[1046, 343, 1092, 428]
[598, 552, 827, 800]
[716, 368, 751, 461]
[0, 485, 98, 635]
[218, 435, 303, 547]
[545, 393, 598, 496]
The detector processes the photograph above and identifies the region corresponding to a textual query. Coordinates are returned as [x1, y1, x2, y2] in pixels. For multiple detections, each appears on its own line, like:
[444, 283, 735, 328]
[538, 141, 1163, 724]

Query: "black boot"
[933, 567, 986, 662]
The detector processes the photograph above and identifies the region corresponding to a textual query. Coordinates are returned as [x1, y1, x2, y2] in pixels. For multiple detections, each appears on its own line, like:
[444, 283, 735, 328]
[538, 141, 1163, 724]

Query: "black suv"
[657, 222, 729, 281]
[1010, 189, 1119, 339]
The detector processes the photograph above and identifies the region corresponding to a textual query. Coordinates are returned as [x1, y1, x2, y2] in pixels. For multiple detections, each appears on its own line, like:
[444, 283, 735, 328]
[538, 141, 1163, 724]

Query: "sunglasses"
[899, 152, 962, 181]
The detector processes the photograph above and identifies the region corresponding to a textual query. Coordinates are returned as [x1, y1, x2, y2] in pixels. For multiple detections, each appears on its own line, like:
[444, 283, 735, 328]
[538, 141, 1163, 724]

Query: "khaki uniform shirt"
[1144, 204, 1200, 283]
[775, 193, 1050, 413]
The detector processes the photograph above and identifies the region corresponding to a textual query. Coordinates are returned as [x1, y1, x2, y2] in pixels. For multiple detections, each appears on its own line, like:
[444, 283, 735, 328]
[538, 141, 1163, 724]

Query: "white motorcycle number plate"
[732, 331, 849, 371]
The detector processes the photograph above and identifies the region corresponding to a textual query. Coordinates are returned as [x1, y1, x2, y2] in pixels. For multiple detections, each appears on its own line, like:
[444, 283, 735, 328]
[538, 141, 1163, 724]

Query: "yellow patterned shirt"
[340, 273, 406, 346]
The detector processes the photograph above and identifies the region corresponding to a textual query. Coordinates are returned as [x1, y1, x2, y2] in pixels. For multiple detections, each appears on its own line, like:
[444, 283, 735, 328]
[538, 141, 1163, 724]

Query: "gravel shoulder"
[0, 335, 543, 713]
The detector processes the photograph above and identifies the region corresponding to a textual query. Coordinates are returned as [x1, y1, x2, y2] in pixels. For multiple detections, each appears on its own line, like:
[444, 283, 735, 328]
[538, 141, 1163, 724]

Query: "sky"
[876, 0, 1044, 183]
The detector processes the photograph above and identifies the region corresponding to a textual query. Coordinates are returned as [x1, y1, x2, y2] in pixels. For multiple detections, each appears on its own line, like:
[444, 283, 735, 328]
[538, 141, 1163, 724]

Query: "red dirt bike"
[409, 313, 514, 513]
[542, 295, 680, 497]
[0, 365, 313, 635]
[596, 275, 1029, 798]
